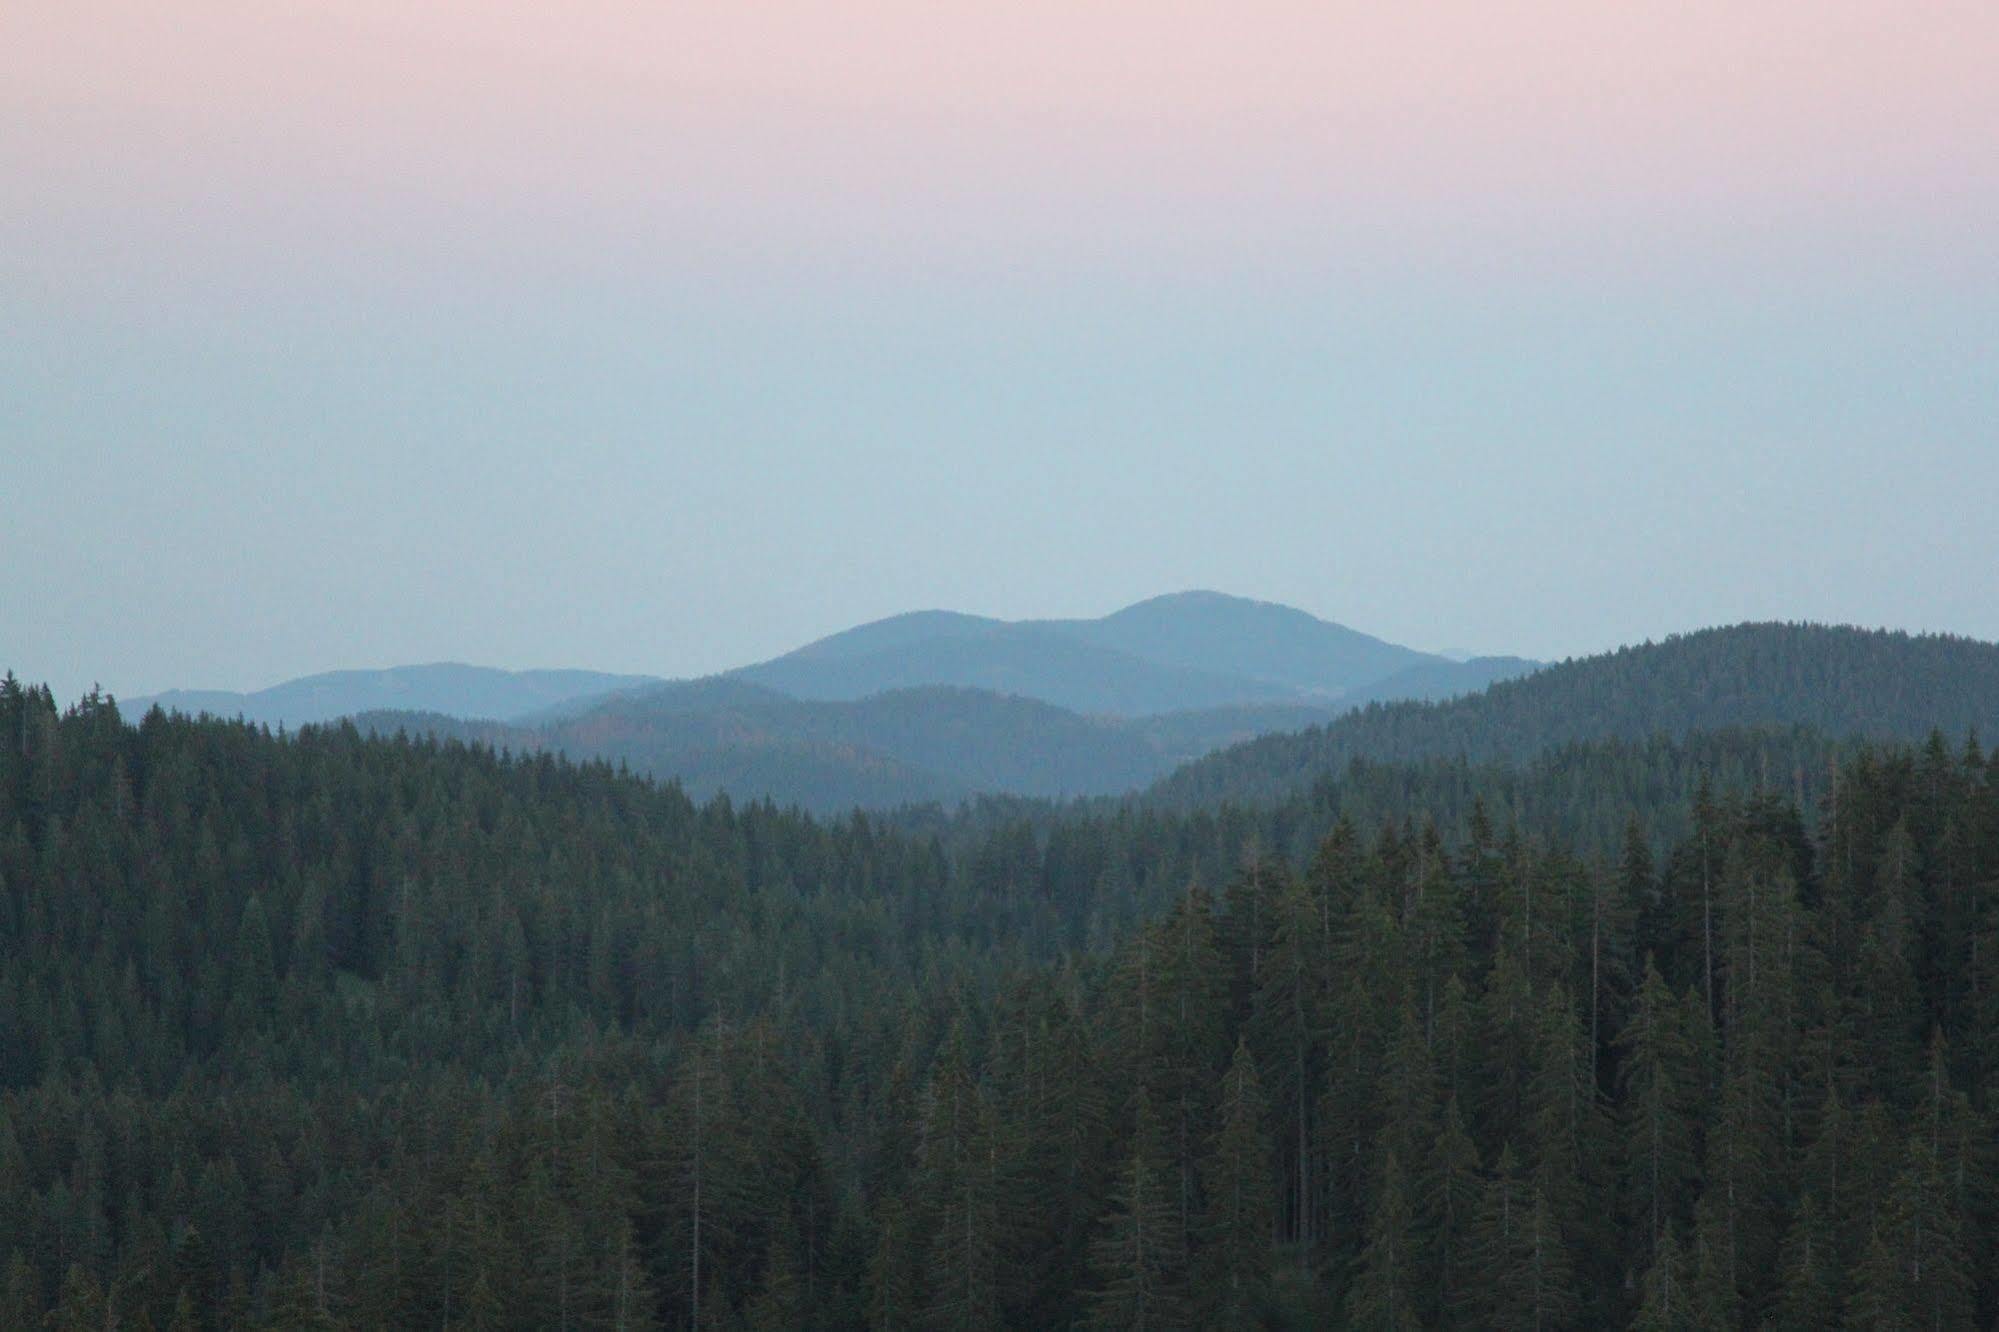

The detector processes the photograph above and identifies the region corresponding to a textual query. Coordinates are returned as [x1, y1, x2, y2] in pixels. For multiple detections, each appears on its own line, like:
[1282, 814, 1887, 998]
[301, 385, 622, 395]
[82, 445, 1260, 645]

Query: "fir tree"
[1616, 955, 1702, 1260]
[1194, 1040, 1275, 1331]
[917, 1035, 1004, 1332]
[1085, 1093, 1187, 1331]
[1771, 1191, 1842, 1331]
[1848, 1136, 1973, 1331]
[1343, 1145, 1423, 1331]
[1631, 1224, 1713, 1332]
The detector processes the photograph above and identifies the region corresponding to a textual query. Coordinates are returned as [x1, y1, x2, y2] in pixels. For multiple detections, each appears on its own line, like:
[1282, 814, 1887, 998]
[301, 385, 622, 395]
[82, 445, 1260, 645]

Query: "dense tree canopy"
[1155, 622, 1999, 806]
[3, 671, 1998, 1327]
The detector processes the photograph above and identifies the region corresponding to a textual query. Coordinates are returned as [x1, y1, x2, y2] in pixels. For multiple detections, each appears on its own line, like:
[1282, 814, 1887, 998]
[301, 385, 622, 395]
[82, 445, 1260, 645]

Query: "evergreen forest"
[5, 663, 1999, 1328]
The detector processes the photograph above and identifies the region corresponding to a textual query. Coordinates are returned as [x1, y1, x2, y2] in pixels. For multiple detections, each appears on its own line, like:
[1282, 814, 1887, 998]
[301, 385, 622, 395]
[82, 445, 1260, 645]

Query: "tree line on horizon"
[2, 674, 1998, 1327]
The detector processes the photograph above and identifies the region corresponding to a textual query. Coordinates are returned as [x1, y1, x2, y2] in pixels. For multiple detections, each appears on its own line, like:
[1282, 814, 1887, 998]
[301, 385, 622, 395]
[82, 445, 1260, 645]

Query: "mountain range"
[736, 591, 1454, 714]
[123, 664, 660, 729]
[127, 593, 1507, 725]
[122, 599, 1999, 816]
[123, 593, 1535, 807]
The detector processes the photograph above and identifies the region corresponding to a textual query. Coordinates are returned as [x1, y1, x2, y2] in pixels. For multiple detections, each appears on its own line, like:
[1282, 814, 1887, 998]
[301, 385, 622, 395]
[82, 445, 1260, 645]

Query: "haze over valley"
[7, 2, 1998, 1327]
[122, 591, 1539, 808]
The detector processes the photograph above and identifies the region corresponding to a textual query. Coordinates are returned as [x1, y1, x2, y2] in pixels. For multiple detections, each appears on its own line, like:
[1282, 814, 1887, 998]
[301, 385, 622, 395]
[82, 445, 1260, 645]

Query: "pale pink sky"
[8, 1, 1997, 285]
[6, 2, 1999, 700]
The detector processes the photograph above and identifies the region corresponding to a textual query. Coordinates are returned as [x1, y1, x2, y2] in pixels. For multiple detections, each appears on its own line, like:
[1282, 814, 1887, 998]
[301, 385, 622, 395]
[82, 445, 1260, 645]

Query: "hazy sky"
[5, 2, 1997, 702]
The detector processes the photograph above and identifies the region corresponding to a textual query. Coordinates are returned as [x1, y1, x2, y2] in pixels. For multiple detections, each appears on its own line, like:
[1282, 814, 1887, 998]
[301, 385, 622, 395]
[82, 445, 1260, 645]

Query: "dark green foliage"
[1616, 957, 1703, 1264]
[1195, 1039, 1276, 1329]
[1343, 1145, 1424, 1330]
[1848, 1136, 1975, 1330]
[5, 673, 1999, 1327]
[1631, 1226, 1708, 1332]
[1085, 1092, 1188, 1330]
[1158, 622, 1999, 805]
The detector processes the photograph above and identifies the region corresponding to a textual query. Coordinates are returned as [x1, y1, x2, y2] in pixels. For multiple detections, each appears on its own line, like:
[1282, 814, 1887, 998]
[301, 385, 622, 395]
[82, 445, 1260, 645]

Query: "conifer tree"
[1151, 885, 1231, 1243]
[1771, 1190, 1842, 1331]
[1423, 1095, 1482, 1319]
[1462, 1144, 1526, 1325]
[1194, 1039, 1274, 1332]
[1408, 851, 1469, 1038]
[654, 1034, 751, 1331]
[0, 1253, 36, 1330]
[917, 1035, 1004, 1332]
[1319, 883, 1398, 1263]
[1616, 956, 1701, 1259]
[1516, 1185, 1582, 1332]
[1343, 1145, 1423, 1331]
[1376, 1004, 1436, 1176]
[1085, 1093, 1187, 1331]
[1470, 1150, 1580, 1332]
[1690, 1033, 1782, 1326]
[1631, 1225, 1704, 1332]
[743, 1218, 804, 1332]
[1848, 1136, 1973, 1331]
[1246, 876, 1325, 1255]
[865, 1195, 923, 1332]
[1524, 983, 1608, 1235]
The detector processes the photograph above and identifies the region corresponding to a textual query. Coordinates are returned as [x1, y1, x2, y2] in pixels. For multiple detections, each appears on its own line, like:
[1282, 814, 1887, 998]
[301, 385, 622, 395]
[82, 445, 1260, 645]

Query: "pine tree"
[1476, 934, 1538, 1153]
[1085, 1093, 1187, 1331]
[1423, 1095, 1481, 1319]
[1616, 956, 1702, 1261]
[1408, 851, 1469, 1039]
[1585, 857, 1640, 1088]
[1853, 825, 1926, 1106]
[599, 1216, 659, 1332]
[1515, 1185, 1582, 1332]
[46, 1263, 106, 1332]
[1461, 1144, 1526, 1325]
[917, 1034, 1004, 1332]
[743, 1219, 804, 1332]
[654, 1034, 751, 1331]
[1194, 1040, 1274, 1331]
[1319, 884, 1397, 1265]
[1246, 876, 1325, 1256]
[1691, 1022, 1782, 1323]
[1848, 1136, 1973, 1331]
[0, 1252, 38, 1330]
[990, 983, 1108, 1327]
[1771, 1191, 1841, 1331]
[1375, 1004, 1436, 1175]
[1631, 1225, 1706, 1332]
[1343, 1145, 1423, 1331]
[1152, 886, 1231, 1247]
[865, 1195, 923, 1332]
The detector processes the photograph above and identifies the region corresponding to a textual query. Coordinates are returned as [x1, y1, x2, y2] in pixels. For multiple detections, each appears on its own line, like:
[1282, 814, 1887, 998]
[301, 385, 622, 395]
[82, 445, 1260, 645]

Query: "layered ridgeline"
[1156, 622, 1999, 808]
[4, 676, 1997, 1327]
[354, 621, 1998, 814]
[130, 593, 1534, 809]
[353, 686, 1348, 811]
[732, 591, 1506, 713]
[123, 663, 662, 729]
[125, 592, 1512, 731]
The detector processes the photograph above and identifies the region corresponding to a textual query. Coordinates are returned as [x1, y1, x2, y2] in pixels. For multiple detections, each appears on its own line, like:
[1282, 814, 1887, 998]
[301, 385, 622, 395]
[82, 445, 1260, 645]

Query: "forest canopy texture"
[4, 633, 1999, 1327]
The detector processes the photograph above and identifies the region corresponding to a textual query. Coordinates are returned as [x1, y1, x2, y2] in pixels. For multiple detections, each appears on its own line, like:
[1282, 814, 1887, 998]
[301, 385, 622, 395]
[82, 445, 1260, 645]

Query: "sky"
[4, 1, 1997, 703]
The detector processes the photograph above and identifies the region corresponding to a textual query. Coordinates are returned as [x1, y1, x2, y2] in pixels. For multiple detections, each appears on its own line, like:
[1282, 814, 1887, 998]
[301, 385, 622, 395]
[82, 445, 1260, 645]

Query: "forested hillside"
[1156, 622, 1999, 807]
[5, 672, 1998, 1328]
[124, 666, 661, 730]
[354, 685, 1345, 811]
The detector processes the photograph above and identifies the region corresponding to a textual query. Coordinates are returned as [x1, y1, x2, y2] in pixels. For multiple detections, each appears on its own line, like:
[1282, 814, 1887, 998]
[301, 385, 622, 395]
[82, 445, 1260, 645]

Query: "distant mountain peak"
[733, 591, 1489, 717]
[1102, 589, 1317, 618]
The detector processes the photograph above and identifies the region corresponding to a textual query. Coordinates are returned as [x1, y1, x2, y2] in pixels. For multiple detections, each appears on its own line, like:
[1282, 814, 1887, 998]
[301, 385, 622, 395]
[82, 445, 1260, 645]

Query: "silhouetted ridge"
[1151, 622, 1999, 806]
